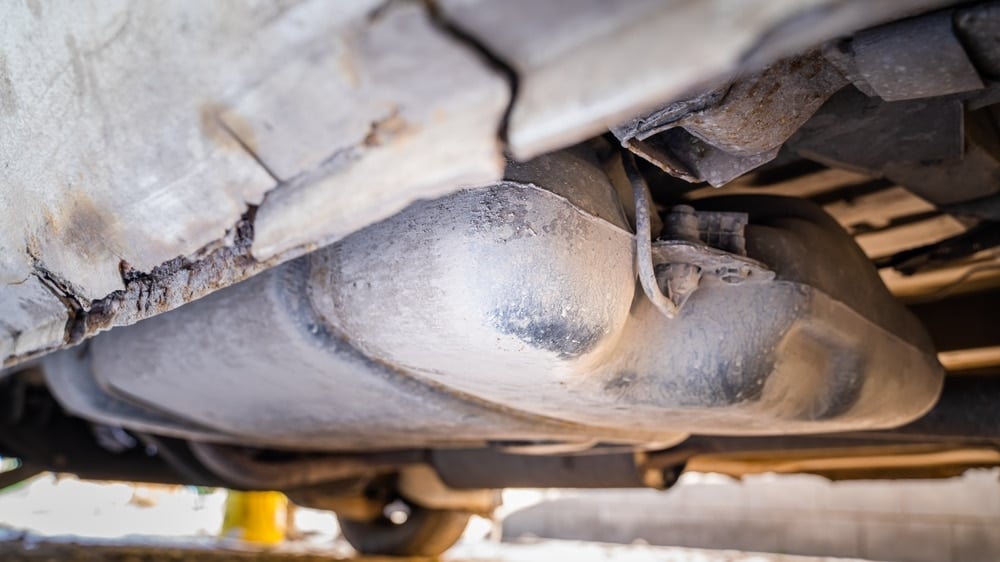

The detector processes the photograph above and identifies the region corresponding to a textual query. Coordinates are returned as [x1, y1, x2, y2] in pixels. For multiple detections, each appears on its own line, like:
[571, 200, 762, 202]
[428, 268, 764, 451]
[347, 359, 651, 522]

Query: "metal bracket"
[652, 241, 774, 284]
[623, 153, 775, 318]
[624, 152, 680, 319]
[653, 239, 775, 309]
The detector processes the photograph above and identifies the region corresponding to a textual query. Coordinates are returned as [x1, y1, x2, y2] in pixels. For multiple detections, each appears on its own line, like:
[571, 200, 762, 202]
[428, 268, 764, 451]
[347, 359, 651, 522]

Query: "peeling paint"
[81, 211, 270, 345]
[1, 0, 949, 371]
[0, 1, 378, 366]
[0, 0, 513, 369]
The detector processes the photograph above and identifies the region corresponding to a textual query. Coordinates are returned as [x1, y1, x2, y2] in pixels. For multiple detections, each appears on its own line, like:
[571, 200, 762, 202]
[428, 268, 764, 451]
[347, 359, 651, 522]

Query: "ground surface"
[0, 535, 868, 562]
[4, 471, 1000, 561]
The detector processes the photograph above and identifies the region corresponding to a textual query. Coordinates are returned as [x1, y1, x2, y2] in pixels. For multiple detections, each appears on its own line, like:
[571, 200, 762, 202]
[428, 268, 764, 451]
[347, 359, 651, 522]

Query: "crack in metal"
[425, 0, 519, 146]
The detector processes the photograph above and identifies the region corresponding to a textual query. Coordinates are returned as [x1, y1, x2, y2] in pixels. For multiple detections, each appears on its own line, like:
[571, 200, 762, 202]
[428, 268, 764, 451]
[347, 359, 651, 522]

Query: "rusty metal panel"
[55, 156, 942, 445]
[613, 53, 848, 186]
[0, 0, 297, 299]
[0, 1, 510, 366]
[0, 0, 962, 369]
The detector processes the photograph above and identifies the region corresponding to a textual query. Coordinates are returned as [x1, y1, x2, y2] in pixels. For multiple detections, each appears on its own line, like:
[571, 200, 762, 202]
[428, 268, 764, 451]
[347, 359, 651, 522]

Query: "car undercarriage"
[3, 0, 1000, 556]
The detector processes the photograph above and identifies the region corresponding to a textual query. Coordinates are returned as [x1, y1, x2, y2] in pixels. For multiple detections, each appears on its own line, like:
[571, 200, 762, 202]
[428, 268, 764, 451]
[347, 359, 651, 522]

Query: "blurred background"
[1, 460, 998, 561]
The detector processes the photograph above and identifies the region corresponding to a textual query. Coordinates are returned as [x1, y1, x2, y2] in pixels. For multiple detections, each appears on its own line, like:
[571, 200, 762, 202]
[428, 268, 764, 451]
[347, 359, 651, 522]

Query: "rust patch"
[24, 240, 84, 347]
[363, 109, 410, 147]
[201, 102, 258, 155]
[41, 192, 121, 271]
[7, 208, 281, 368]
[82, 208, 269, 338]
[61, 195, 110, 245]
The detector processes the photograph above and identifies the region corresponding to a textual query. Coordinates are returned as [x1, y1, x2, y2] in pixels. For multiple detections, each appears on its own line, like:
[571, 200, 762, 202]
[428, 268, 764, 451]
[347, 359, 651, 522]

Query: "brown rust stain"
[200, 102, 258, 155]
[82, 211, 268, 338]
[10, 185, 273, 367]
[6, 205, 275, 368]
[363, 109, 411, 147]
[40, 191, 122, 268]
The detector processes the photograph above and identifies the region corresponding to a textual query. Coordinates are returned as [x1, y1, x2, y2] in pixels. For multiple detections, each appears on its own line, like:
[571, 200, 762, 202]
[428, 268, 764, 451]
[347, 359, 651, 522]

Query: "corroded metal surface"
[0, 0, 956, 369]
[47, 151, 943, 448]
[613, 52, 848, 186]
[0, 1, 508, 368]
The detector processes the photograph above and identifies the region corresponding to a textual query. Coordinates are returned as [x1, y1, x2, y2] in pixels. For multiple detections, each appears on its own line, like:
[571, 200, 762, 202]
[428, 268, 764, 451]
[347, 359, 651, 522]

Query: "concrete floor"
[503, 470, 1000, 562]
[0, 535, 870, 561]
[4, 471, 998, 561]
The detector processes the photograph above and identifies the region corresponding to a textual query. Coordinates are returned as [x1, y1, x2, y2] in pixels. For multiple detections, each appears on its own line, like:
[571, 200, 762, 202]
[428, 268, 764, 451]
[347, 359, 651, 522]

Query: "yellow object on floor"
[221, 490, 288, 545]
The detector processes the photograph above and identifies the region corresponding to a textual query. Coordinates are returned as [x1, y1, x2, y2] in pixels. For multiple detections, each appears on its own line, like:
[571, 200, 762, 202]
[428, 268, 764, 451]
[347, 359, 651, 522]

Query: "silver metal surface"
[0, 0, 959, 369]
[45, 147, 945, 445]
